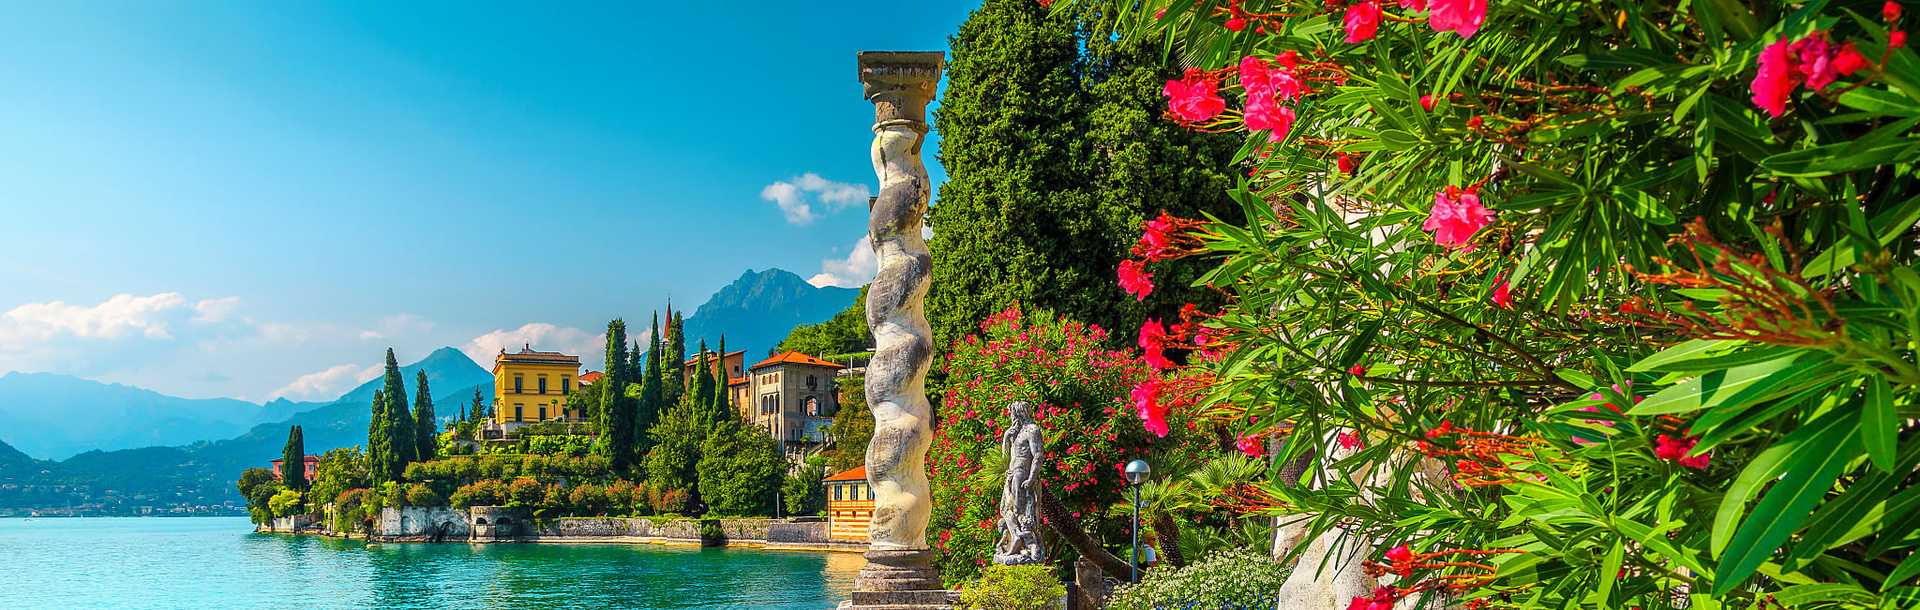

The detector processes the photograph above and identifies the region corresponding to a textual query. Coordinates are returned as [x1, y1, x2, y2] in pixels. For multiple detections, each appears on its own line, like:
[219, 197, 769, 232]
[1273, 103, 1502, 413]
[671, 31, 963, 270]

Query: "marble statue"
[993, 401, 1045, 565]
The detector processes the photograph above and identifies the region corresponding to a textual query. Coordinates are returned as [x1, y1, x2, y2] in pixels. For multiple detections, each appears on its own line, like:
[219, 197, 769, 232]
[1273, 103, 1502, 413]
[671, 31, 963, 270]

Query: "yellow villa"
[490, 344, 582, 431]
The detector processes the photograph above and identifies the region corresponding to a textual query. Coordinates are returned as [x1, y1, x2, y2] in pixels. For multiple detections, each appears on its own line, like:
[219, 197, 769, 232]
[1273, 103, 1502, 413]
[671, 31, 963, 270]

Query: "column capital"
[857, 51, 944, 128]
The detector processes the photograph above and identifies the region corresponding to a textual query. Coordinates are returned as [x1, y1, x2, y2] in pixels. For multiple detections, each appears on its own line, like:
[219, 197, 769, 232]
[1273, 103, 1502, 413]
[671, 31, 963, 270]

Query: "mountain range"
[0, 267, 859, 514]
[680, 268, 859, 362]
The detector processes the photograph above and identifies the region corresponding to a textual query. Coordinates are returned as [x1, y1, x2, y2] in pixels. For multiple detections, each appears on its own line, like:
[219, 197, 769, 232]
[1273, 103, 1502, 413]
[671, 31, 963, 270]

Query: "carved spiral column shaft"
[853, 51, 945, 597]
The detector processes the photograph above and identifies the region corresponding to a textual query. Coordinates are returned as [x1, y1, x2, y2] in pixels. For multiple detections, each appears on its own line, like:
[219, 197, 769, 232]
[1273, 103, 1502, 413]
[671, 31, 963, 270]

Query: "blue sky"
[0, 1, 973, 401]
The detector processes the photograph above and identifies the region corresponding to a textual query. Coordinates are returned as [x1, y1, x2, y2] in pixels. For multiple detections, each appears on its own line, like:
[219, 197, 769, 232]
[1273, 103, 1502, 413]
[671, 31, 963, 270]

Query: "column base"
[843, 548, 954, 609]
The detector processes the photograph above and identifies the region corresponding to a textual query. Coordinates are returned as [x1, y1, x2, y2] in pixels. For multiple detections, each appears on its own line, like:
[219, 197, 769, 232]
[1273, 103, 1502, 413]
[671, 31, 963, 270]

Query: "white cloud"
[0, 292, 192, 342]
[463, 323, 604, 372]
[267, 363, 382, 401]
[808, 235, 879, 288]
[760, 173, 871, 226]
[358, 313, 435, 341]
[191, 297, 242, 323]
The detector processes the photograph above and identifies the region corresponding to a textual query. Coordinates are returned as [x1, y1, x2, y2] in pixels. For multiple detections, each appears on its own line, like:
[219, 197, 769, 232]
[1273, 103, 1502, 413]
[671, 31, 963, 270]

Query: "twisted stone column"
[852, 50, 946, 599]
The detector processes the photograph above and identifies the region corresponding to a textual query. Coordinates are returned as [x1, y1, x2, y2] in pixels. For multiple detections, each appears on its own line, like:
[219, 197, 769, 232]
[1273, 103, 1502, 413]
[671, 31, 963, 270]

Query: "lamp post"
[1124, 459, 1151, 583]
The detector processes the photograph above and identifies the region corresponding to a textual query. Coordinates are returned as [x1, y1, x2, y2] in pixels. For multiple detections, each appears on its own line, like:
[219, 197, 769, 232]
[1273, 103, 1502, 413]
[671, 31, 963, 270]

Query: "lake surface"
[0, 517, 862, 609]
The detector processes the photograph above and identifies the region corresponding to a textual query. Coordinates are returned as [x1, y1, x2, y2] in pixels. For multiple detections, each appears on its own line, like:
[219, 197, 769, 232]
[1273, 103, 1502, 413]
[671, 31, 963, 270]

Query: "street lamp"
[1124, 459, 1151, 583]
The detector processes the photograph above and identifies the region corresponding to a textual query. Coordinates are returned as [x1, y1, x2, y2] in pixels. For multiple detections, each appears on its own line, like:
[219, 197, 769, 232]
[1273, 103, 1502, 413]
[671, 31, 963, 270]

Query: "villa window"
[514, 404, 524, 422]
[834, 485, 842, 501]
[808, 374, 818, 390]
[538, 375, 548, 394]
[561, 376, 571, 394]
[513, 375, 524, 394]
[538, 406, 547, 420]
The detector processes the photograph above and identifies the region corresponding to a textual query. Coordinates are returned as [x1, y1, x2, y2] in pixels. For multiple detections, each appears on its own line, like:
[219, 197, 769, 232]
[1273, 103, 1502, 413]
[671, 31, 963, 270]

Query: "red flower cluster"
[1750, 31, 1876, 118]
[1347, 586, 1402, 610]
[1654, 432, 1711, 470]
[1117, 259, 1154, 301]
[1419, 423, 1550, 487]
[1426, 0, 1487, 38]
[1490, 273, 1512, 309]
[1344, 0, 1383, 43]
[1240, 54, 1303, 141]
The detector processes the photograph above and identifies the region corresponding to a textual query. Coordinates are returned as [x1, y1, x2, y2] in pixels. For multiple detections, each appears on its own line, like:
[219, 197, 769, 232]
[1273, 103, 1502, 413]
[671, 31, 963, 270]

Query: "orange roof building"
[747, 351, 844, 460]
[823, 466, 872, 542]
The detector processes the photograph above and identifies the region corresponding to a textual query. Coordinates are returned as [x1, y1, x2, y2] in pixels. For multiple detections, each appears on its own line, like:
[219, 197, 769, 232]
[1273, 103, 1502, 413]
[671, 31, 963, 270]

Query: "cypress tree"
[413, 370, 436, 461]
[380, 348, 415, 467]
[926, 0, 1239, 348]
[598, 319, 637, 469]
[471, 387, 487, 422]
[369, 389, 402, 482]
[638, 313, 665, 447]
[690, 341, 715, 424]
[664, 311, 686, 406]
[713, 335, 731, 422]
[281, 425, 307, 492]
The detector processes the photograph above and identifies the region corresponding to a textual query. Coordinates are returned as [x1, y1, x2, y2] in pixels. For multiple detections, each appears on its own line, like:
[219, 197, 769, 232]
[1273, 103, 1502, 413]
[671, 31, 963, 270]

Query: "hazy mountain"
[680, 268, 859, 362]
[0, 372, 318, 460]
[0, 348, 491, 513]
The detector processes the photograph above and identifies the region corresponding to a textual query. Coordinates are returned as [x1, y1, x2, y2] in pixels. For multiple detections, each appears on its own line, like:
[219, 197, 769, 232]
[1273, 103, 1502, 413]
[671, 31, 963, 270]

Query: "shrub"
[505, 477, 545, 508]
[955, 565, 1065, 610]
[929, 304, 1168, 583]
[1107, 548, 1286, 610]
[698, 520, 725, 542]
[568, 483, 611, 516]
[333, 488, 372, 532]
[696, 421, 784, 516]
[448, 480, 504, 509]
[267, 489, 304, 519]
[524, 434, 591, 457]
[403, 482, 444, 507]
[653, 488, 690, 515]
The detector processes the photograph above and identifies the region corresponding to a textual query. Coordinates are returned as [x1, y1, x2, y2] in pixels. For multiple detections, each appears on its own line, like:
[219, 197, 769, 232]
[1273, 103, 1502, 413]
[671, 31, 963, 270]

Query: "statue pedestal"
[840, 549, 955, 609]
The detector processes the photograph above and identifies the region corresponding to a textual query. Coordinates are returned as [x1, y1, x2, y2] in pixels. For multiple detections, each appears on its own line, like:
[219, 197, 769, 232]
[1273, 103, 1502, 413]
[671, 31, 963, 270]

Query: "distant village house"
[824, 466, 873, 542]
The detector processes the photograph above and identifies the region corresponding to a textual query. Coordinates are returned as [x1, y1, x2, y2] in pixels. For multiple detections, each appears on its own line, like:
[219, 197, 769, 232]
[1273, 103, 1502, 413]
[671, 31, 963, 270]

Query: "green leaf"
[1714, 420, 1862, 595]
[1865, 375, 1897, 472]
[1631, 351, 1830, 415]
[1888, 553, 1920, 589]
[1771, 583, 1879, 607]
[1759, 138, 1920, 178]
[1713, 409, 1855, 556]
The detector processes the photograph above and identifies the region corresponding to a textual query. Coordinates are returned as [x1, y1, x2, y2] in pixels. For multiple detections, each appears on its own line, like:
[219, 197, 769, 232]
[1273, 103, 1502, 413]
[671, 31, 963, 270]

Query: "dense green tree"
[776, 285, 873, 357]
[712, 335, 732, 421]
[696, 420, 784, 516]
[412, 370, 436, 460]
[280, 425, 307, 495]
[824, 375, 872, 473]
[367, 390, 406, 483]
[644, 400, 704, 508]
[781, 458, 827, 516]
[689, 342, 716, 424]
[379, 349, 416, 466]
[308, 446, 368, 509]
[926, 0, 1238, 349]
[597, 319, 637, 469]
[237, 467, 281, 525]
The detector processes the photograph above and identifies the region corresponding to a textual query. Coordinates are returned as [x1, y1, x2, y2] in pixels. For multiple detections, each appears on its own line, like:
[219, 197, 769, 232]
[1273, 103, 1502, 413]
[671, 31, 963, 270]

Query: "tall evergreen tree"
[713, 335, 732, 421]
[690, 341, 716, 424]
[598, 319, 637, 469]
[413, 370, 436, 461]
[637, 313, 666, 446]
[925, 0, 1239, 348]
[281, 425, 307, 493]
[664, 311, 686, 406]
[380, 348, 416, 466]
[368, 389, 405, 483]
[470, 387, 488, 422]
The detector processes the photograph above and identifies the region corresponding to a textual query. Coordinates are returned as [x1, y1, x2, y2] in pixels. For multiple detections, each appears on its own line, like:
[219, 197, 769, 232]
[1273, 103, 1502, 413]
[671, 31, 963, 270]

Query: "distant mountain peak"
[681, 267, 859, 360]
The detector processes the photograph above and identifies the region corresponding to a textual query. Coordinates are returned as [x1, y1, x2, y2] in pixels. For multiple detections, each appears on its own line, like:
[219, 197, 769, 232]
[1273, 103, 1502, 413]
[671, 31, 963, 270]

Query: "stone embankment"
[258, 506, 865, 553]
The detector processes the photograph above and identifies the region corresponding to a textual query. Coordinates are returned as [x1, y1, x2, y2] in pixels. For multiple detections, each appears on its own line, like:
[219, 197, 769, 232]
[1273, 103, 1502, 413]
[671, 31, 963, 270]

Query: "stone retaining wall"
[376, 506, 470, 540]
[336, 507, 860, 550]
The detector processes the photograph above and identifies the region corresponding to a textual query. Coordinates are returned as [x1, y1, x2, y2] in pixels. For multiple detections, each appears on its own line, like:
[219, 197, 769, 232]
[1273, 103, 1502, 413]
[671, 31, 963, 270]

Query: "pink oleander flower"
[1423, 186, 1494, 249]
[1894, 30, 1909, 49]
[1491, 273, 1512, 309]
[1139, 319, 1173, 370]
[1399, 0, 1429, 10]
[1348, 363, 1368, 376]
[1338, 430, 1363, 450]
[1751, 37, 1797, 118]
[1344, 0, 1382, 43]
[1136, 211, 1177, 259]
[1131, 380, 1168, 437]
[1419, 94, 1436, 111]
[1427, 0, 1486, 38]
[1384, 544, 1414, 564]
[1118, 259, 1154, 301]
[1336, 152, 1357, 175]
[1654, 433, 1711, 470]
[1235, 434, 1265, 457]
[1225, 16, 1247, 31]
[1164, 68, 1226, 122]
[1240, 54, 1303, 102]
[1890, 1, 1905, 22]
[1244, 102, 1297, 142]
[1791, 34, 1839, 91]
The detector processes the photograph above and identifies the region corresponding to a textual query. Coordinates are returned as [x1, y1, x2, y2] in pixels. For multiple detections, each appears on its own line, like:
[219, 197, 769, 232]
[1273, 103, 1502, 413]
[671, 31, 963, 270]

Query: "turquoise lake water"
[0, 517, 862, 609]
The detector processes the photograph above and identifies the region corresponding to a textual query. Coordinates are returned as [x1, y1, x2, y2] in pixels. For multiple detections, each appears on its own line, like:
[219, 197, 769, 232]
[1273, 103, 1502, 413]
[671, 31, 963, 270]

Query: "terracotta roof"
[579, 371, 604, 384]
[750, 351, 847, 371]
[727, 376, 750, 386]
[825, 466, 867, 482]
[684, 350, 746, 366]
[497, 345, 580, 365]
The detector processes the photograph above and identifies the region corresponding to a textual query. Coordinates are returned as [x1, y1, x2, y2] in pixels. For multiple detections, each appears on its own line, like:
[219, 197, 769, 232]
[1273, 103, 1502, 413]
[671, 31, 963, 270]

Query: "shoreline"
[257, 510, 871, 555]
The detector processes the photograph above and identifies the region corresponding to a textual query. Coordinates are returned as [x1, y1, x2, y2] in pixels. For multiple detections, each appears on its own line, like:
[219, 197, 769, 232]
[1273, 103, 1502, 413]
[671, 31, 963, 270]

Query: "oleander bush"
[956, 564, 1067, 610]
[1071, 0, 1920, 606]
[1107, 547, 1289, 610]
